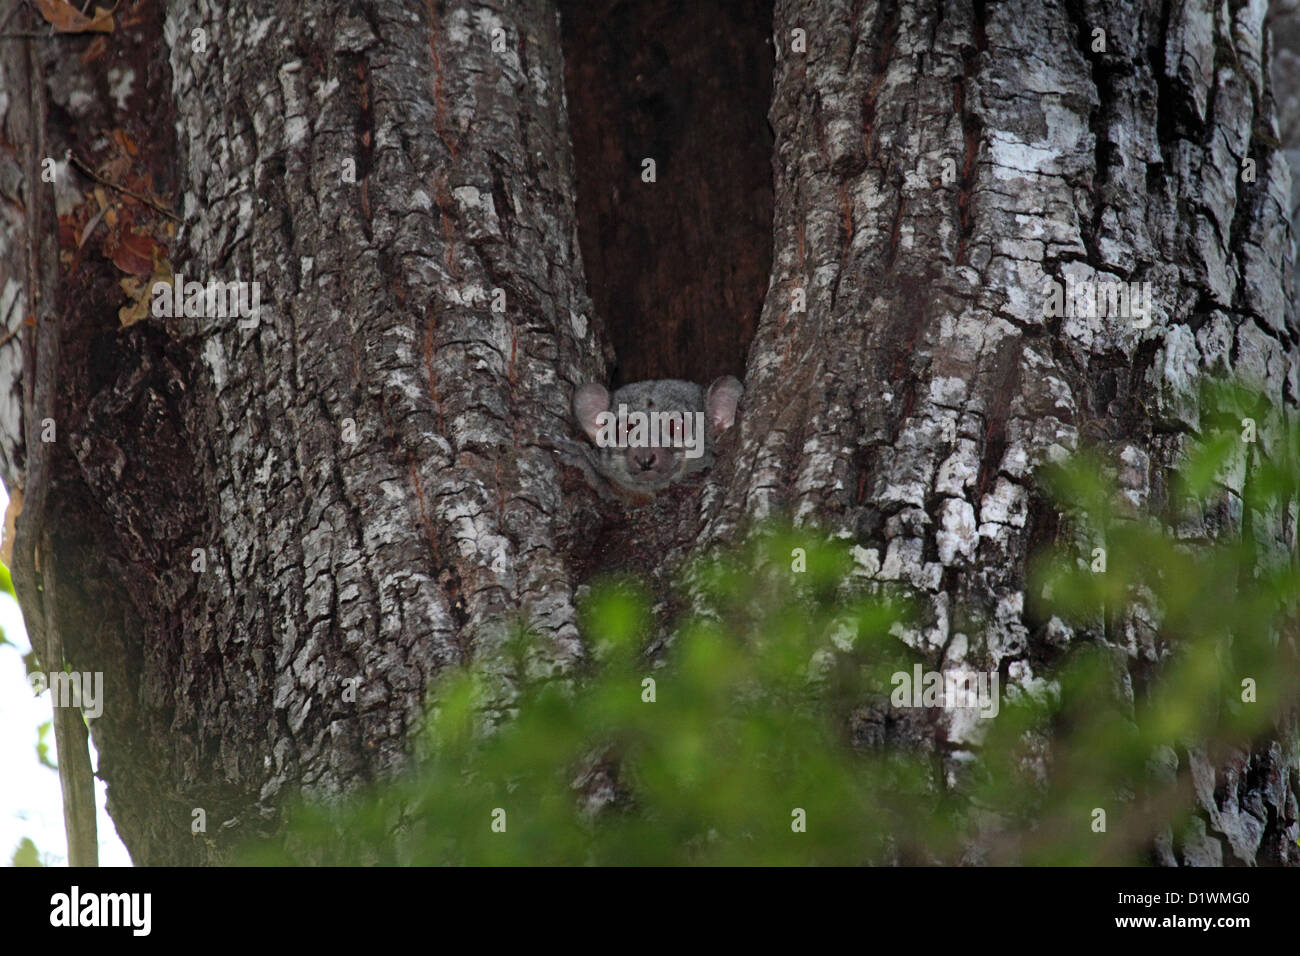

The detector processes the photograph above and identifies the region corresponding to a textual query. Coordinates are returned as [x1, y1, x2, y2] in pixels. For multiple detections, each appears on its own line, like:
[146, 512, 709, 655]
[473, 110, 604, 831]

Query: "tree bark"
[0, 0, 1295, 865]
[2, 0, 604, 865]
[698, 0, 1298, 865]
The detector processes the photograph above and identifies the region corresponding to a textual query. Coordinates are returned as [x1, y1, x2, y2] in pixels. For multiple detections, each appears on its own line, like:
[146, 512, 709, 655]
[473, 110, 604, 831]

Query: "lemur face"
[572, 377, 743, 493]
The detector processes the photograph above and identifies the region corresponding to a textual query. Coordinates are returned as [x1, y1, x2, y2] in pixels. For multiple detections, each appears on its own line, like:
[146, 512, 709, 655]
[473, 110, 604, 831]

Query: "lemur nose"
[632, 448, 656, 471]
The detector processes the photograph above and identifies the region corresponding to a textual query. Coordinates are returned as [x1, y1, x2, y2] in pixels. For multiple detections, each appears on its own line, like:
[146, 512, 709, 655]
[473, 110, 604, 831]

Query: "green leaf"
[11, 837, 43, 867]
[239, 375, 1300, 866]
[36, 719, 56, 770]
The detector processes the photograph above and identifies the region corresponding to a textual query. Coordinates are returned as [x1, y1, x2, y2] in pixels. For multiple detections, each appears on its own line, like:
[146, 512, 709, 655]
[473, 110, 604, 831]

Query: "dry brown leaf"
[98, 154, 131, 185]
[119, 256, 171, 328]
[57, 214, 79, 250]
[112, 129, 138, 157]
[34, 0, 115, 34]
[118, 276, 151, 328]
[81, 34, 110, 63]
[1, 486, 23, 568]
[107, 228, 161, 275]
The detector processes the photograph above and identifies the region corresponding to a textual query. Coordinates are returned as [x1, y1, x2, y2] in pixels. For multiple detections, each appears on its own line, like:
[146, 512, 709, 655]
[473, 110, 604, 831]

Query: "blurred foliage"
[245, 380, 1300, 865]
[35, 720, 55, 771]
[10, 837, 43, 868]
[0, 560, 12, 647]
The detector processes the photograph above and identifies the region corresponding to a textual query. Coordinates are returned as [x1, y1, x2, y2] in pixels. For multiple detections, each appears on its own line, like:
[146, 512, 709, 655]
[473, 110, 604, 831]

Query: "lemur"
[565, 376, 743, 496]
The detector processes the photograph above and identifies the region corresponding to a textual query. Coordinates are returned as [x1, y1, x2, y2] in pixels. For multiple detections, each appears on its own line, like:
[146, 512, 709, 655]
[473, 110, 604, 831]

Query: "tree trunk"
[2, 0, 604, 865]
[699, 0, 1298, 865]
[0, 0, 1295, 865]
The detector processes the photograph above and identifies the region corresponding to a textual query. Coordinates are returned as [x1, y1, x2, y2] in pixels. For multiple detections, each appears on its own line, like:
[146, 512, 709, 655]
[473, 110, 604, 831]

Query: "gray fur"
[571, 376, 743, 494]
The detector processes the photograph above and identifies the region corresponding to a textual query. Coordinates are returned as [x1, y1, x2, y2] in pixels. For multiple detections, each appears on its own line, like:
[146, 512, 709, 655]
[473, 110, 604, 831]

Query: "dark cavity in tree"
[559, 0, 774, 387]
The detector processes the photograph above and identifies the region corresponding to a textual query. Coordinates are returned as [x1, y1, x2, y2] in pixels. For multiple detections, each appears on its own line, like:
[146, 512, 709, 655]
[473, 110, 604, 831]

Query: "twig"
[0, 0, 50, 38]
[15, 14, 98, 870]
[65, 150, 182, 223]
[0, 2, 27, 35]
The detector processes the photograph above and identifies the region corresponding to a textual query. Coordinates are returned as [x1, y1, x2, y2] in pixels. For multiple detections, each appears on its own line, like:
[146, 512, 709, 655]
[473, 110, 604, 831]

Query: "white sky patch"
[0, 483, 131, 866]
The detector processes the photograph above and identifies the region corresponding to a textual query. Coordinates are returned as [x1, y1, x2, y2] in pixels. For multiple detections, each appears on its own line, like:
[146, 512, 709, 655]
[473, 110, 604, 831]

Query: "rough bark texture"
[2, 0, 604, 864]
[1273, 0, 1300, 312]
[0, 0, 1296, 866]
[695, 0, 1299, 864]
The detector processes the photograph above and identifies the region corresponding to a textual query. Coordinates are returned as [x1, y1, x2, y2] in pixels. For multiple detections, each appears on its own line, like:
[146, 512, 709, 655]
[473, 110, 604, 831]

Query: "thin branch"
[0, 1, 27, 35]
[65, 150, 183, 223]
[14, 21, 98, 869]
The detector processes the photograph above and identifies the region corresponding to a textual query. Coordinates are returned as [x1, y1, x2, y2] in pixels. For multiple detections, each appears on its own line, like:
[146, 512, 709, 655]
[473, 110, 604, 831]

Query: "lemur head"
[572, 376, 743, 493]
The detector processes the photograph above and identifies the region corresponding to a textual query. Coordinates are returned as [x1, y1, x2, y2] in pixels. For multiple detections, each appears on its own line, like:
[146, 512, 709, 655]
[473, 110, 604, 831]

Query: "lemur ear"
[573, 384, 611, 441]
[705, 376, 743, 434]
